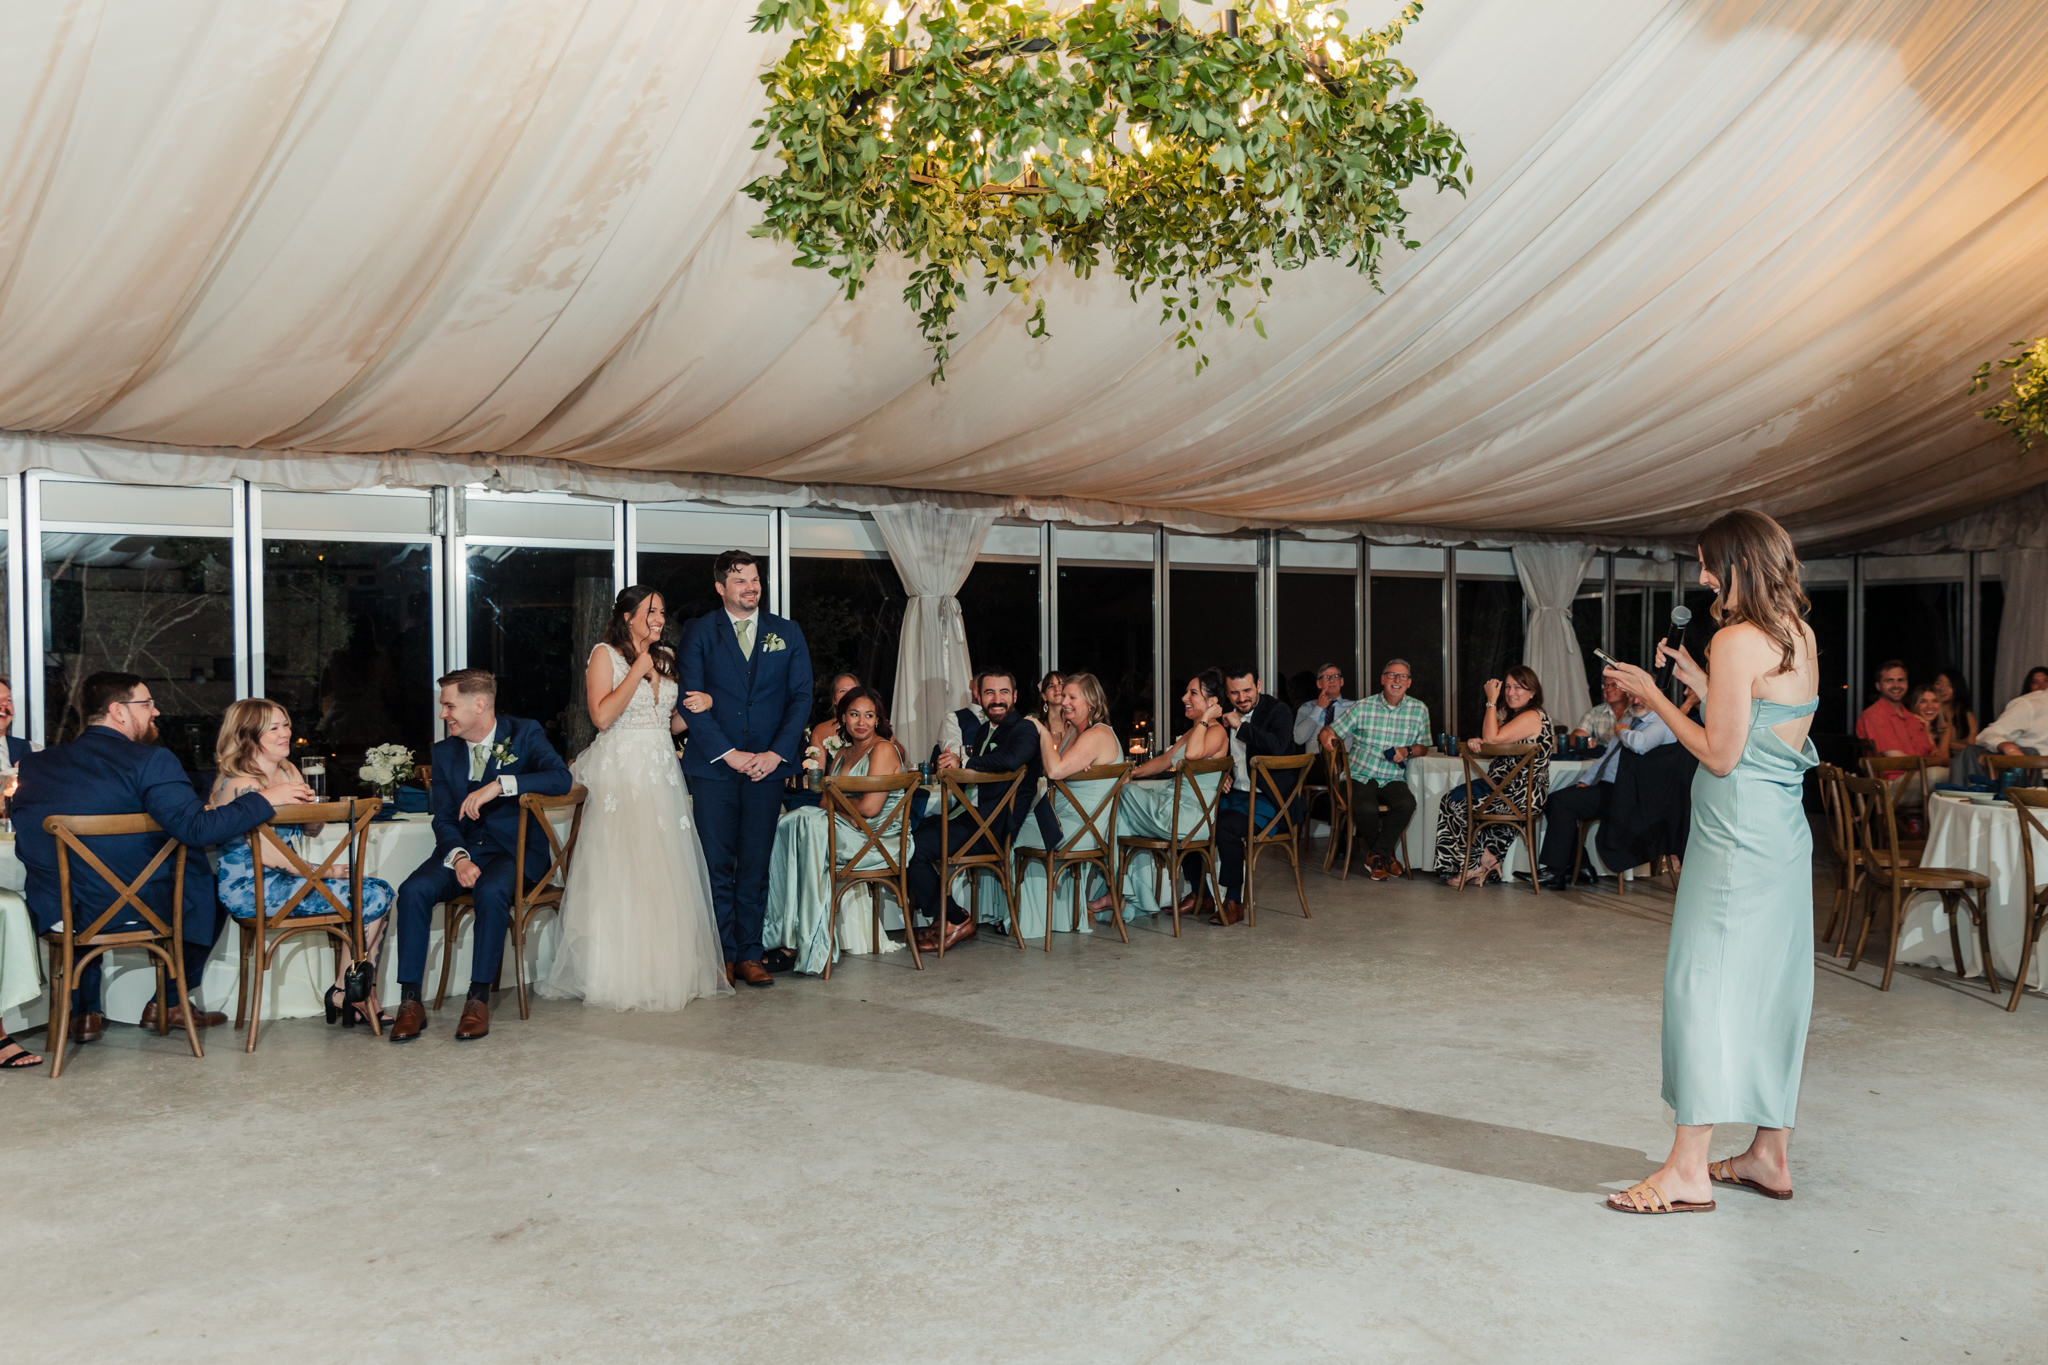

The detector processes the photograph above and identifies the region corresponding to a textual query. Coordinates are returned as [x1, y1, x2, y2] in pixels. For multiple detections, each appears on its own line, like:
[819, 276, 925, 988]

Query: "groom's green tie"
[735, 618, 754, 658]
[468, 742, 487, 782]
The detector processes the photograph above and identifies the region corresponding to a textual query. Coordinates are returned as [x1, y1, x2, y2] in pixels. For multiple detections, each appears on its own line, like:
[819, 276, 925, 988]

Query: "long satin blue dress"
[1661, 696, 1819, 1128]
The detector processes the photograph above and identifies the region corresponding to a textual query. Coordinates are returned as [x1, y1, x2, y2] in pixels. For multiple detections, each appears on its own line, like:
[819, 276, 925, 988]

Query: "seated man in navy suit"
[908, 667, 1052, 952]
[389, 669, 571, 1045]
[12, 671, 310, 1042]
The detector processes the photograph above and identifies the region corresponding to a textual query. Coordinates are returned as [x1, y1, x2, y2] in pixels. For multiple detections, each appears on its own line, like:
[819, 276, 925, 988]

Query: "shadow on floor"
[670, 998, 1654, 1195]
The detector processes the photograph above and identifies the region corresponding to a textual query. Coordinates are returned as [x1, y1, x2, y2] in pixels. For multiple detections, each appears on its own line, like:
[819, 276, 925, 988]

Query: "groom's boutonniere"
[761, 631, 788, 654]
[488, 737, 520, 769]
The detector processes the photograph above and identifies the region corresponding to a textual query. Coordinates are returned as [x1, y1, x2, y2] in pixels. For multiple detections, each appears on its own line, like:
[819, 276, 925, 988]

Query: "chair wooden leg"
[233, 928, 251, 1031]
[2007, 911, 2043, 1012]
[245, 930, 266, 1053]
[46, 944, 72, 1080]
[1289, 847, 1310, 918]
[1969, 889, 1998, 994]
[158, 941, 204, 1061]
[1848, 880, 1877, 971]
[1525, 822, 1540, 896]
[512, 914, 531, 1021]
[899, 884, 924, 969]
[1400, 829, 1413, 879]
[823, 890, 841, 981]
[1944, 891, 1968, 983]
[1245, 844, 1259, 927]
[1002, 868, 1024, 950]
[1879, 885, 1902, 992]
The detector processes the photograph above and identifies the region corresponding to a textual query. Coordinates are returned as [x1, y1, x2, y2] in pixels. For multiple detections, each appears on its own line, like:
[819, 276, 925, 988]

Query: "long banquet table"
[0, 813, 570, 1035]
[1894, 793, 2046, 995]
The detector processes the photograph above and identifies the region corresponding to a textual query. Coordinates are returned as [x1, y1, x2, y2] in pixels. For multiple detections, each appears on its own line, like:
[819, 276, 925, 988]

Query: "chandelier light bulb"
[882, 0, 906, 23]
[847, 21, 865, 47]
[1325, 36, 1342, 62]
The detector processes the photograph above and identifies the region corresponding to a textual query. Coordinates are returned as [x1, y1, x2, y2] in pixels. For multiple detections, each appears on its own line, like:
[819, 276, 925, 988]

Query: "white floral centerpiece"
[803, 732, 848, 772]
[358, 743, 416, 799]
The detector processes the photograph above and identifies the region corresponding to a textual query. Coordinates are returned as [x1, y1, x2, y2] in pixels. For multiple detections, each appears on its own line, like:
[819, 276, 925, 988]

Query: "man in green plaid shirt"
[1318, 658, 1433, 880]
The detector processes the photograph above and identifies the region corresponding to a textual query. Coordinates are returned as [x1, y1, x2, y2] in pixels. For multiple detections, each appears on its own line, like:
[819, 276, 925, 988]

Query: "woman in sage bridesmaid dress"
[1599, 509, 1820, 1216]
[1086, 669, 1230, 921]
[1001, 673, 1124, 942]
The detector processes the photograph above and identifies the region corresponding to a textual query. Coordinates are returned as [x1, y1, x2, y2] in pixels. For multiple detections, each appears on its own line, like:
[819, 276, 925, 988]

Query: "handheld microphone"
[1655, 605, 1693, 687]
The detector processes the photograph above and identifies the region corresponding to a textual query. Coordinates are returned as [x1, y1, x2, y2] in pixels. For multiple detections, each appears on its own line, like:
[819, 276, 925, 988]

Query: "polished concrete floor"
[10, 862, 2045, 1363]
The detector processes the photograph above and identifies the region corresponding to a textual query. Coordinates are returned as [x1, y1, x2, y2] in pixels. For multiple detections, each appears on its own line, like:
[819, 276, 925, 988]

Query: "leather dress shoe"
[1178, 893, 1215, 918]
[1383, 856, 1407, 879]
[1365, 854, 1391, 882]
[455, 998, 491, 1041]
[1206, 899, 1245, 927]
[389, 998, 427, 1043]
[933, 917, 976, 951]
[735, 960, 773, 988]
[724, 961, 736, 987]
[69, 1012, 105, 1044]
[141, 1001, 226, 1030]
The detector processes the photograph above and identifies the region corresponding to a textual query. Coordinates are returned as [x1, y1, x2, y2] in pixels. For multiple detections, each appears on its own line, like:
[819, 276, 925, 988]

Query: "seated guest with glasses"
[1534, 684, 1690, 889]
[1292, 662, 1355, 751]
[1432, 667, 1553, 888]
[1952, 679, 2048, 786]
[907, 667, 1046, 954]
[12, 671, 313, 1043]
[765, 687, 908, 974]
[1570, 675, 1635, 745]
[1319, 658, 1431, 881]
[209, 699, 396, 1029]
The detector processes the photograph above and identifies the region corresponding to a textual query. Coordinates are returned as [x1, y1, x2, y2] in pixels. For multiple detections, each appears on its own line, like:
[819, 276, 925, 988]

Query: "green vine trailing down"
[745, 0, 1469, 380]
[1971, 337, 2048, 450]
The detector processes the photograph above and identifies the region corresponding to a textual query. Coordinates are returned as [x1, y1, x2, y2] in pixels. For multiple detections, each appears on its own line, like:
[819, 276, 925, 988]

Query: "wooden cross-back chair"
[933, 766, 1028, 953]
[1306, 741, 1352, 875]
[436, 787, 588, 1018]
[821, 770, 923, 979]
[2002, 789, 2048, 1013]
[1245, 753, 1316, 924]
[39, 813, 199, 1079]
[1455, 742, 1545, 896]
[234, 797, 381, 1052]
[1813, 765, 1865, 953]
[1984, 753, 2048, 788]
[1014, 762, 1131, 950]
[1840, 774, 1994, 994]
[1117, 754, 1231, 937]
[1859, 754, 1934, 816]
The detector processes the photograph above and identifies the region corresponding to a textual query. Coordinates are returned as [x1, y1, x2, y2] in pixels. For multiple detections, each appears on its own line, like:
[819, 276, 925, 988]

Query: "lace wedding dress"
[542, 644, 731, 1011]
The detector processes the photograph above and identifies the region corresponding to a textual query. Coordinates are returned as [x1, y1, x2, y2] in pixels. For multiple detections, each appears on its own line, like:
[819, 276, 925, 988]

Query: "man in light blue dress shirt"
[1534, 690, 1686, 889]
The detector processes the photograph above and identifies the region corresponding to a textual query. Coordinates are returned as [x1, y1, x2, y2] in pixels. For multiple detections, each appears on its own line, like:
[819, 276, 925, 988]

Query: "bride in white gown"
[543, 586, 732, 1011]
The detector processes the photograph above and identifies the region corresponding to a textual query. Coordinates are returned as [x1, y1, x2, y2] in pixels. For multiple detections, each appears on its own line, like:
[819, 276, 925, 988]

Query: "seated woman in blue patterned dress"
[210, 699, 395, 1028]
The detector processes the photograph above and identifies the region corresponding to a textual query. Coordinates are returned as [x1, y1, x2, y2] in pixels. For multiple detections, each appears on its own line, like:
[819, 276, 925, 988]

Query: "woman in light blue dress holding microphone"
[1599, 509, 1819, 1215]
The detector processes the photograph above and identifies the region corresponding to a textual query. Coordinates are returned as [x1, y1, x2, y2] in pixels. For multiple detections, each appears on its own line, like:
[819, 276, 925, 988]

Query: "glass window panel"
[959, 559, 1041, 689]
[263, 541, 435, 794]
[1277, 571, 1356, 710]
[1572, 582, 1606, 699]
[42, 531, 235, 767]
[1369, 574, 1445, 737]
[466, 546, 615, 758]
[789, 556, 906, 725]
[1807, 584, 1850, 732]
[1169, 568, 1256, 697]
[1980, 577, 2005, 711]
[1056, 563, 1152, 743]
[1862, 579, 1965, 705]
[633, 551, 723, 633]
[1454, 578, 1526, 735]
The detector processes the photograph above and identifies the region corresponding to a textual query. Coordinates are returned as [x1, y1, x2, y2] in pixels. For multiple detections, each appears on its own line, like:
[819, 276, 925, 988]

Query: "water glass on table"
[302, 756, 327, 800]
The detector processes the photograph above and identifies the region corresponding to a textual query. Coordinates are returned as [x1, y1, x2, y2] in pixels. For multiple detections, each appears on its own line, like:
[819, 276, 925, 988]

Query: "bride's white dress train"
[542, 643, 731, 1011]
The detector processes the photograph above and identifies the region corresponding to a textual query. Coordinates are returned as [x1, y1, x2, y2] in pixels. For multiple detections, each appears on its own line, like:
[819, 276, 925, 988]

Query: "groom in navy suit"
[678, 550, 811, 988]
[388, 669, 571, 1044]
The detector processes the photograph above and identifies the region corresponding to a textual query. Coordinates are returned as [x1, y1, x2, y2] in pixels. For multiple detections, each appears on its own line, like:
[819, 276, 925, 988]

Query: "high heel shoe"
[344, 997, 394, 1030]
[325, 987, 345, 1025]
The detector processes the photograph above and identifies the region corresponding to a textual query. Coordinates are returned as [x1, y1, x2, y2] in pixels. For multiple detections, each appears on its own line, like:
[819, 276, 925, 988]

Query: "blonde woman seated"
[1000, 672, 1123, 939]
[764, 687, 908, 975]
[1905, 685, 1953, 797]
[210, 700, 395, 1029]
[1087, 668, 1229, 920]
[1431, 666, 1555, 888]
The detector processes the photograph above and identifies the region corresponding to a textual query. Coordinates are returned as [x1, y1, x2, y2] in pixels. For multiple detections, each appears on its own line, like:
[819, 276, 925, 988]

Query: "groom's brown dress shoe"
[936, 918, 976, 951]
[70, 1012, 105, 1044]
[735, 960, 773, 988]
[455, 998, 491, 1041]
[141, 1001, 226, 1031]
[389, 999, 427, 1043]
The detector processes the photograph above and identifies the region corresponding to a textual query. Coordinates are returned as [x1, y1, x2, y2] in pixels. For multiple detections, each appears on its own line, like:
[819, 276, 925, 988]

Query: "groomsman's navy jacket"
[426, 715, 572, 874]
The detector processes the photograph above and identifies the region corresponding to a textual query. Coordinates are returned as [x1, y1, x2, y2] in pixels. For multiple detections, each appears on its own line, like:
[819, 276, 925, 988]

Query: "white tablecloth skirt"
[0, 813, 568, 1033]
[1896, 795, 2045, 993]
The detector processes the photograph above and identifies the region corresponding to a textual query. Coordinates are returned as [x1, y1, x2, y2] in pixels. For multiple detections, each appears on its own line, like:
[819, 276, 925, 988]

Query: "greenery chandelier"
[745, 1, 1470, 379]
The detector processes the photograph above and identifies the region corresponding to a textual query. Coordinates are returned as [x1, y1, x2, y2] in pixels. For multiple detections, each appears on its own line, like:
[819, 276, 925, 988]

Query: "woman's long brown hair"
[1696, 509, 1808, 677]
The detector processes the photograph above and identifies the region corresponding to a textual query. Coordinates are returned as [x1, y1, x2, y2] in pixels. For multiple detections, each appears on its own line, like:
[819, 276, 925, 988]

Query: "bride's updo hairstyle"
[834, 685, 894, 741]
[602, 584, 677, 678]
[1696, 508, 1808, 678]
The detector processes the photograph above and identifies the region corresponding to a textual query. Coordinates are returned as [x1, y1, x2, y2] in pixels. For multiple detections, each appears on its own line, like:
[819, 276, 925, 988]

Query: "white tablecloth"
[0, 813, 569, 1033]
[1895, 795, 2045, 994]
[1401, 753, 1602, 877]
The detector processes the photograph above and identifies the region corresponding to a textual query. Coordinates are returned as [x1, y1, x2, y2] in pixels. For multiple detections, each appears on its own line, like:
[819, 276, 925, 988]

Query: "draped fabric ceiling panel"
[3, 0, 2047, 549]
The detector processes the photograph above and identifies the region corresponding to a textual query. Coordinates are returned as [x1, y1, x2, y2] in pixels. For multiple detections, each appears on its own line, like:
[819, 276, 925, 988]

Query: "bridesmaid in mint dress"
[1087, 669, 1230, 921]
[764, 687, 908, 975]
[1000, 672, 1124, 942]
[1600, 509, 1821, 1216]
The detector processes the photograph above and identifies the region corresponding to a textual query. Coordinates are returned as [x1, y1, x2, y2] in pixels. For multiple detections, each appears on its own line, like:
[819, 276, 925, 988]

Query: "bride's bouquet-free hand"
[359, 743, 417, 798]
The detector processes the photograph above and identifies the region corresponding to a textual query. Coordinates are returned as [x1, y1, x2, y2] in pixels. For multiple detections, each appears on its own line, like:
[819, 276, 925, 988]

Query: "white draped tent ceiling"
[4, 0, 2048, 550]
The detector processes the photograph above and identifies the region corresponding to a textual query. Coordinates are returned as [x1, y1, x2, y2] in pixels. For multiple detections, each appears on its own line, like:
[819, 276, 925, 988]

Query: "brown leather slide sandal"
[1604, 1179, 1714, 1214]
[1709, 1158, 1794, 1200]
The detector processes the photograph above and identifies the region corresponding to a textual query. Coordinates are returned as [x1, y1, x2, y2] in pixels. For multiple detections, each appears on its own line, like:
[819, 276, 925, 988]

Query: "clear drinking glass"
[302, 756, 327, 800]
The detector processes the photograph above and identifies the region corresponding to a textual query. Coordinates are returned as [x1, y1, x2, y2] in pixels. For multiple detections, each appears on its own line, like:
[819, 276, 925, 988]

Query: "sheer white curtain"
[874, 504, 999, 761]
[1513, 544, 1595, 728]
[1994, 547, 2048, 712]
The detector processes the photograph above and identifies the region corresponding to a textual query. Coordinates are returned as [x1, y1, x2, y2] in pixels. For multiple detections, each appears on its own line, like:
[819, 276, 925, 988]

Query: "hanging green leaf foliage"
[745, 1, 1470, 381]
[1971, 337, 2048, 450]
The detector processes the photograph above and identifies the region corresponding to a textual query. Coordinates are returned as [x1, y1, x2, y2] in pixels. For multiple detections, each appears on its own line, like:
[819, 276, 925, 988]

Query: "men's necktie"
[469, 743, 487, 782]
[735, 618, 753, 658]
[1323, 702, 1336, 727]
